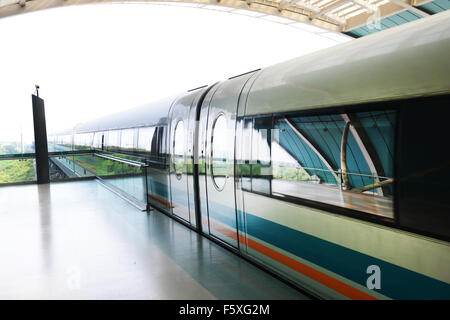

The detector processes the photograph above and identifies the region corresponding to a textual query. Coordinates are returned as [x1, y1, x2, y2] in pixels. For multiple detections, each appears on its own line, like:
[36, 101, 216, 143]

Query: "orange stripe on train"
[208, 219, 376, 300]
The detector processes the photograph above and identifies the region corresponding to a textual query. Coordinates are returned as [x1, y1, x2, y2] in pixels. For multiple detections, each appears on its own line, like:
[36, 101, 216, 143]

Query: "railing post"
[32, 93, 50, 184]
[143, 165, 152, 213]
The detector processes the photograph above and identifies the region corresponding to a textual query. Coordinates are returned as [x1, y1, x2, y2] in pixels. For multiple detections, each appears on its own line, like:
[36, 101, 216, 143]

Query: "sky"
[0, 2, 351, 144]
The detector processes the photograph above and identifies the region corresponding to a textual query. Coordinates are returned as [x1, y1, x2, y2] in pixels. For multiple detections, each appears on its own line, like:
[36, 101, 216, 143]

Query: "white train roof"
[57, 11, 450, 135]
[72, 95, 178, 134]
[245, 11, 450, 116]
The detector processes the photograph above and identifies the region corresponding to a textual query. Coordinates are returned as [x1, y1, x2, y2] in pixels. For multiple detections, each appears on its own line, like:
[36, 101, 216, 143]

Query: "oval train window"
[173, 121, 185, 180]
[212, 114, 228, 191]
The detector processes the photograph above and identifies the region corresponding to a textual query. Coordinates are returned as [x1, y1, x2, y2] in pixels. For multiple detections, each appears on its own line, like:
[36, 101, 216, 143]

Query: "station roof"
[0, 0, 448, 38]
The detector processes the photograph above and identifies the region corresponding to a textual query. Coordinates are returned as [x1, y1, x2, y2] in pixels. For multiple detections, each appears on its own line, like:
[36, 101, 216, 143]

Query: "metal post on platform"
[32, 85, 50, 184]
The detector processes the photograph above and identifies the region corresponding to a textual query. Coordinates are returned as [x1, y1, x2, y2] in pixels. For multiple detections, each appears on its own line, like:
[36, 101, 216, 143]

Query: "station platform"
[0, 180, 309, 299]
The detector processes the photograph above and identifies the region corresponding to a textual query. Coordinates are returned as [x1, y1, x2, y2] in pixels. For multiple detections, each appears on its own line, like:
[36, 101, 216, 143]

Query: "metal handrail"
[293, 166, 392, 180]
[0, 153, 35, 160]
[94, 153, 148, 168]
[0, 150, 96, 160]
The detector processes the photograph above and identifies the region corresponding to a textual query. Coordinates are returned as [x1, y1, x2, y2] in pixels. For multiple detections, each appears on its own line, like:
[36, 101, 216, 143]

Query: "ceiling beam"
[345, 0, 433, 31]
[278, 0, 320, 14]
[0, 0, 437, 34]
[278, 0, 346, 26]
[350, 0, 378, 14]
[312, 0, 350, 19]
[387, 0, 430, 17]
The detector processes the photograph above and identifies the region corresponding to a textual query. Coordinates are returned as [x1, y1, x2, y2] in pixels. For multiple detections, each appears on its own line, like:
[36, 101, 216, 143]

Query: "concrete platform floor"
[0, 180, 309, 300]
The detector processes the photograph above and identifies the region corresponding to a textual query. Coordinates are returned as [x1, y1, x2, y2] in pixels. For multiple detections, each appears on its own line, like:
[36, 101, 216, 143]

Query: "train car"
[51, 11, 450, 299]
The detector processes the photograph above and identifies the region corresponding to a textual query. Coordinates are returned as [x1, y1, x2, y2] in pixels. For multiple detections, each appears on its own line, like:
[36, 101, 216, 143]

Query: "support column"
[32, 93, 50, 184]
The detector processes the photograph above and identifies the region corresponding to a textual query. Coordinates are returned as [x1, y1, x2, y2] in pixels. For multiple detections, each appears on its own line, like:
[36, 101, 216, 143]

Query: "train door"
[169, 97, 192, 223]
[168, 90, 206, 225]
[186, 94, 201, 229]
[199, 73, 257, 248]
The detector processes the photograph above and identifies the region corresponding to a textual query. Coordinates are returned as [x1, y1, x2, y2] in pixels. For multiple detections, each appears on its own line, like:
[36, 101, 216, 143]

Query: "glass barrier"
[95, 154, 147, 204]
[49, 154, 96, 180]
[48, 152, 148, 205]
[2, 150, 149, 209]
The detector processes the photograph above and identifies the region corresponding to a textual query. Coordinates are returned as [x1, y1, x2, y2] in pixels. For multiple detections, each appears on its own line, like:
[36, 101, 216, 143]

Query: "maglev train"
[50, 11, 450, 299]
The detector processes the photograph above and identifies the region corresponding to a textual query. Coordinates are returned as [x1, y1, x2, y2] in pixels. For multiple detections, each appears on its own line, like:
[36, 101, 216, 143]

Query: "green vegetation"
[237, 163, 310, 181]
[0, 159, 35, 183]
[0, 145, 36, 183]
[70, 154, 142, 177]
[273, 165, 309, 181]
[0, 141, 34, 154]
[1, 144, 19, 154]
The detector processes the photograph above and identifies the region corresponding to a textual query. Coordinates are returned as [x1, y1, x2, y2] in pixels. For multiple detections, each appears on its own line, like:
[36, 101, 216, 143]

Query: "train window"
[56, 134, 72, 150]
[106, 130, 121, 151]
[173, 121, 185, 179]
[251, 116, 272, 194]
[121, 128, 135, 151]
[151, 127, 161, 156]
[74, 133, 91, 150]
[93, 132, 103, 149]
[73, 134, 81, 150]
[211, 114, 229, 191]
[241, 118, 253, 190]
[397, 96, 450, 239]
[159, 126, 167, 155]
[271, 110, 396, 218]
[64, 135, 72, 150]
[87, 133, 94, 149]
[137, 127, 156, 152]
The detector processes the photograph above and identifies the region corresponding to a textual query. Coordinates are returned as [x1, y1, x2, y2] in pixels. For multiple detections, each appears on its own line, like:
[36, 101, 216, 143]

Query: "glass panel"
[157, 126, 166, 156]
[397, 98, 449, 239]
[240, 118, 253, 190]
[106, 130, 121, 151]
[100, 160, 146, 203]
[0, 102, 34, 155]
[251, 116, 272, 194]
[48, 135, 57, 152]
[93, 132, 103, 149]
[48, 154, 96, 180]
[52, 152, 147, 203]
[147, 164, 171, 211]
[73, 133, 92, 150]
[271, 110, 396, 218]
[71, 155, 96, 177]
[53, 134, 71, 151]
[211, 115, 229, 191]
[74, 134, 82, 150]
[137, 127, 155, 153]
[58, 135, 73, 151]
[120, 128, 135, 152]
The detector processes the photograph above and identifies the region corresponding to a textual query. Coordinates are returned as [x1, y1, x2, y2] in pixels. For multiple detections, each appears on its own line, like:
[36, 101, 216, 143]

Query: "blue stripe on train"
[203, 197, 450, 299]
[244, 213, 450, 300]
[148, 178, 450, 299]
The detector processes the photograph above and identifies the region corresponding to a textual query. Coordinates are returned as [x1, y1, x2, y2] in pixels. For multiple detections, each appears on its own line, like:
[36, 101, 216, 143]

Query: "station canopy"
[0, 0, 448, 38]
